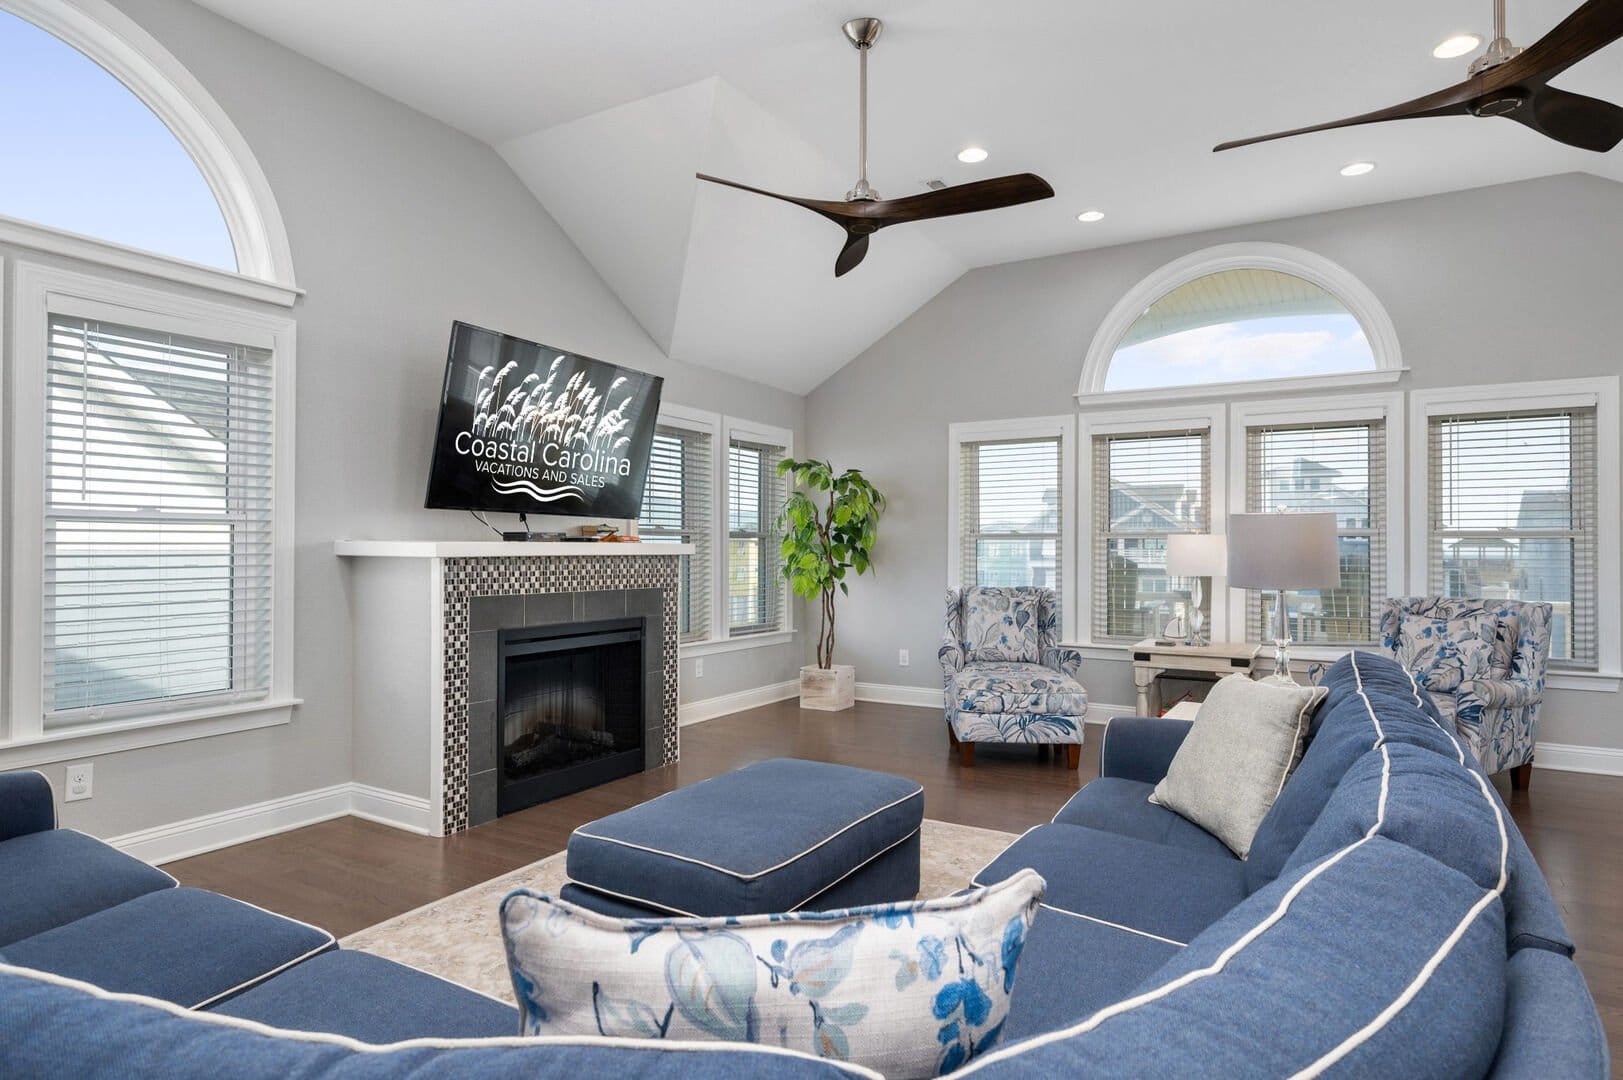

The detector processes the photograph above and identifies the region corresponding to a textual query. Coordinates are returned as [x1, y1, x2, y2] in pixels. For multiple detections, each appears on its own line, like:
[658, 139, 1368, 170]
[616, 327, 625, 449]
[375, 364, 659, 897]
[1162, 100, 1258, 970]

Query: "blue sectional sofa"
[0, 653, 1609, 1077]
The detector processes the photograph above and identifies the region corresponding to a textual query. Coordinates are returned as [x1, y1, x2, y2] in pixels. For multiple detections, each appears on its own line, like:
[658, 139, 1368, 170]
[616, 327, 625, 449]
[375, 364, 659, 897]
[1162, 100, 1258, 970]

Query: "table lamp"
[1166, 533, 1227, 646]
[1226, 512, 1341, 683]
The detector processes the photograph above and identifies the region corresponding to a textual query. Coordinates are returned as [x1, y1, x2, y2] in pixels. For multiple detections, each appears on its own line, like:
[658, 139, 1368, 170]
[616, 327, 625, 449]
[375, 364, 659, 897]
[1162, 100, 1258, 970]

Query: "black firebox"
[496, 617, 645, 815]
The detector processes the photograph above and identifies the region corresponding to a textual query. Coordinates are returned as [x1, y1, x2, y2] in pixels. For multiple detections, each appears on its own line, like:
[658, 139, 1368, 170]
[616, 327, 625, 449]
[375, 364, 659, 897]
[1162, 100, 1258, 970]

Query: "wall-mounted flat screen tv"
[424, 321, 664, 519]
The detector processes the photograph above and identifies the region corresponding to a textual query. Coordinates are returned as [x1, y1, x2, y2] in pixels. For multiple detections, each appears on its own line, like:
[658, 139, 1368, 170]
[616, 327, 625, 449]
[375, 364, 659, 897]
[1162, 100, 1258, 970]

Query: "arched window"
[0, 0, 293, 286]
[1079, 243, 1401, 402]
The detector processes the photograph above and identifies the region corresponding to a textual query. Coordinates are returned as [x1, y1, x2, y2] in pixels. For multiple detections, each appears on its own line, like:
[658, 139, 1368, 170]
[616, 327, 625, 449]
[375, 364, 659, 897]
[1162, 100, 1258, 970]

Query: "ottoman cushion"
[567, 759, 923, 916]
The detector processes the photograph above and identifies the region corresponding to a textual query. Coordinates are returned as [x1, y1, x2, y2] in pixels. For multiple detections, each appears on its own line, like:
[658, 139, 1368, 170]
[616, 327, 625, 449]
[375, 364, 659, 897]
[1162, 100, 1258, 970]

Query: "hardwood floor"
[170, 699, 1623, 1066]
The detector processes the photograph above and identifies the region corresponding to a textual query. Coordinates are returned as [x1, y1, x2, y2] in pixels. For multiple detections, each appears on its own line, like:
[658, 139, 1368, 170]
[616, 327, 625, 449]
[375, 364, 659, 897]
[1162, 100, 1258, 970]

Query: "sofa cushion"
[973, 823, 1247, 945]
[1397, 613, 1497, 692]
[1283, 744, 1507, 892]
[567, 759, 923, 917]
[958, 838, 1507, 1079]
[501, 870, 1044, 1078]
[0, 829, 175, 947]
[960, 587, 1040, 664]
[1490, 948, 1610, 1077]
[0, 963, 879, 1079]
[1245, 654, 1464, 892]
[950, 663, 1086, 716]
[997, 904, 1182, 1045]
[209, 950, 517, 1040]
[2, 887, 334, 1008]
[1149, 675, 1325, 858]
[1316, 650, 1446, 729]
[1051, 779, 1236, 863]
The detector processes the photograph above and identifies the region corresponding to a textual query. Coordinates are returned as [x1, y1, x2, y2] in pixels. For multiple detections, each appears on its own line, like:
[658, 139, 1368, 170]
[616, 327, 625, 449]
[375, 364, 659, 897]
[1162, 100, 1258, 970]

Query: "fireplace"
[496, 617, 646, 815]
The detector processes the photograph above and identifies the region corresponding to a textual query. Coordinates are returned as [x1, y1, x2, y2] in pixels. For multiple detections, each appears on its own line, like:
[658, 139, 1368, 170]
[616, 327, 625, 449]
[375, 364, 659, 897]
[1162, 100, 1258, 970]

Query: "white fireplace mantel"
[336, 540, 695, 558]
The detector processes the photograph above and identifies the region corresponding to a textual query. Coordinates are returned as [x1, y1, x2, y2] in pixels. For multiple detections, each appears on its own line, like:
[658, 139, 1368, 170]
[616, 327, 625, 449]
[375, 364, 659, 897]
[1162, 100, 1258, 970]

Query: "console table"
[1130, 639, 1263, 716]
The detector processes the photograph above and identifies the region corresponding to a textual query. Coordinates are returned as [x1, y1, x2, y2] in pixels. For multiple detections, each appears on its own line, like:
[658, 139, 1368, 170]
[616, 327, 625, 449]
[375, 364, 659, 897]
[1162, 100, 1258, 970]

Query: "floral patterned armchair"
[940, 587, 1087, 768]
[1381, 597, 1553, 789]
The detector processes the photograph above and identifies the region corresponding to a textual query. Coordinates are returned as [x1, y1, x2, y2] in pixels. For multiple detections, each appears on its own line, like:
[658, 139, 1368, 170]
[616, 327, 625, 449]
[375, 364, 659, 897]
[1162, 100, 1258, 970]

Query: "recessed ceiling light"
[1339, 161, 1377, 177]
[956, 146, 989, 164]
[1076, 209, 1105, 223]
[1433, 33, 1482, 59]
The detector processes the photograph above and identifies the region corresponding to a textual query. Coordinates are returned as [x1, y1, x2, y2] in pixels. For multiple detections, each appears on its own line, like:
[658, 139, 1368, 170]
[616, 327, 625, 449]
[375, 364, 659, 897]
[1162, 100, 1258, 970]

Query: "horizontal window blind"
[44, 315, 274, 723]
[1245, 420, 1385, 644]
[728, 437, 786, 635]
[640, 425, 712, 642]
[958, 437, 1062, 594]
[1092, 430, 1208, 642]
[1428, 408, 1597, 667]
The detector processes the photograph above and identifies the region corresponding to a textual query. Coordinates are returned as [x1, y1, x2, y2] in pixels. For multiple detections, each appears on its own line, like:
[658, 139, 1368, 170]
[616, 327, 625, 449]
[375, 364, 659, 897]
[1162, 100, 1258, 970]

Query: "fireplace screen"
[497, 617, 644, 814]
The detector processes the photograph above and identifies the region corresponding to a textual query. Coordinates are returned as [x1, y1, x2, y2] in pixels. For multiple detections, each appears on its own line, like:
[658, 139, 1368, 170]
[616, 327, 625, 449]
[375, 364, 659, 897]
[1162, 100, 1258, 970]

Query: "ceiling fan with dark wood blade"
[698, 17, 1054, 277]
[1215, 0, 1623, 154]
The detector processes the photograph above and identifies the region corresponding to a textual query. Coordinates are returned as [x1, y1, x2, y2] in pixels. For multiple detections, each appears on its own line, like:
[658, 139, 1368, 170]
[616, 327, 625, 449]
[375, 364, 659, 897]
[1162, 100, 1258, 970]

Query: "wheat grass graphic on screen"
[470, 356, 634, 502]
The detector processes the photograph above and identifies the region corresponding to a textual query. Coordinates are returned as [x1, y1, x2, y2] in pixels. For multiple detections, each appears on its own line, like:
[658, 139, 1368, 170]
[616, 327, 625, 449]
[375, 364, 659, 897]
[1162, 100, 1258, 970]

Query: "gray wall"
[29, 0, 804, 837]
[806, 173, 1623, 751]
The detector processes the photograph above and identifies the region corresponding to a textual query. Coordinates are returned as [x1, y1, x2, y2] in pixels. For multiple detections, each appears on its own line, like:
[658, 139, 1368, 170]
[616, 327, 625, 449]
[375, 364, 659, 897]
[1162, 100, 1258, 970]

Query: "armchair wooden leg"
[959, 742, 975, 768]
[947, 725, 959, 748]
[1066, 745, 1081, 771]
[1510, 763, 1533, 792]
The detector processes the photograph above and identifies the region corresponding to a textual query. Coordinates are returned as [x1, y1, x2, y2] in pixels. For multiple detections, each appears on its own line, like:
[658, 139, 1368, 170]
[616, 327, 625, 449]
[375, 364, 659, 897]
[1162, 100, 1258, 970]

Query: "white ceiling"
[194, 0, 1623, 391]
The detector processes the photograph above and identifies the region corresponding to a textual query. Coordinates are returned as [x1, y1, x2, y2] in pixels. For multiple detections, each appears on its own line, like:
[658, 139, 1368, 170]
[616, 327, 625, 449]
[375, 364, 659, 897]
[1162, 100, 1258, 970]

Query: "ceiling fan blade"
[834, 232, 871, 277]
[850, 174, 1055, 226]
[1214, 83, 1477, 151]
[1506, 0, 1623, 85]
[695, 173, 854, 225]
[1513, 84, 1623, 151]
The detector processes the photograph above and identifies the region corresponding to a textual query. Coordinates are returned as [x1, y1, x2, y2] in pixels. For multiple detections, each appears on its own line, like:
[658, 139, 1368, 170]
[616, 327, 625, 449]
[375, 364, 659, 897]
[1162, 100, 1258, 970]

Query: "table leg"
[1133, 665, 1158, 716]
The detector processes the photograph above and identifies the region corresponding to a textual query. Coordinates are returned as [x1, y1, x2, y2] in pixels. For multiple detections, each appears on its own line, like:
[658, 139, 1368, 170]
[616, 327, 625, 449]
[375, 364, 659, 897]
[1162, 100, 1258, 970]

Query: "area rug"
[341, 818, 1019, 1002]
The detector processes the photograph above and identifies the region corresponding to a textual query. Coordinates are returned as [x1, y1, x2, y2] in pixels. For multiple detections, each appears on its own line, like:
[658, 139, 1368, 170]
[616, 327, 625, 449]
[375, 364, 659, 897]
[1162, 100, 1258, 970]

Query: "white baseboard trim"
[679, 680, 799, 726]
[106, 782, 433, 865]
[348, 783, 434, 834]
[1535, 742, 1623, 777]
[854, 682, 943, 709]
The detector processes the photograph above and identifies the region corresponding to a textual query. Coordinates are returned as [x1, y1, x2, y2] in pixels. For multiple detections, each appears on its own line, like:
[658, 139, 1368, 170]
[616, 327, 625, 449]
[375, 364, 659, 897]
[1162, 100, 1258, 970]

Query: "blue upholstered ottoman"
[562, 759, 924, 917]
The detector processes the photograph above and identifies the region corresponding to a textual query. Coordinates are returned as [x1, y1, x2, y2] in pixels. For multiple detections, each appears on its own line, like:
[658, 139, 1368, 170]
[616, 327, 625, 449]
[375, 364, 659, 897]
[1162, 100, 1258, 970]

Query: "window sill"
[1075, 367, 1405, 409]
[0, 697, 301, 769]
[1547, 671, 1622, 694]
[681, 631, 796, 657]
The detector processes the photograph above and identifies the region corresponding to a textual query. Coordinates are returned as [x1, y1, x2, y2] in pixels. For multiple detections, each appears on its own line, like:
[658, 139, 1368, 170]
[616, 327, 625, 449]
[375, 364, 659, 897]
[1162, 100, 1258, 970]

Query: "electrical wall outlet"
[65, 762, 93, 802]
[898, 648, 910, 667]
[694, 657, 704, 678]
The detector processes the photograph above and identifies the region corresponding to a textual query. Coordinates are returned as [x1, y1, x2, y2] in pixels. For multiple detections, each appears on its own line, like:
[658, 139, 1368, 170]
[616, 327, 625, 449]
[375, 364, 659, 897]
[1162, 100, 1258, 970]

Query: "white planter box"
[799, 664, 856, 711]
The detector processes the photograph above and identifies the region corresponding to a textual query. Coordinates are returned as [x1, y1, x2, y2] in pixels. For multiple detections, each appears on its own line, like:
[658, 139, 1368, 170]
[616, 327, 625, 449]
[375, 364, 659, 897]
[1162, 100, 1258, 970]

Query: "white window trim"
[947, 415, 1078, 639]
[1, 0, 296, 294]
[1077, 403, 1225, 647]
[1225, 393, 1405, 651]
[686, 415, 794, 650]
[3, 261, 299, 762]
[1408, 377, 1621, 680]
[1076, 242, 1405, 407]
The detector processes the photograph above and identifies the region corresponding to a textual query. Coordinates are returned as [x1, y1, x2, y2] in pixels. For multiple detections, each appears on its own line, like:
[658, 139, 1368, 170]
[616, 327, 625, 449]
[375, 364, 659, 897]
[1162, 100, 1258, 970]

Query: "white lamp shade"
[1226, 513, 1342, 591]
[1166, 533, 1228, 577]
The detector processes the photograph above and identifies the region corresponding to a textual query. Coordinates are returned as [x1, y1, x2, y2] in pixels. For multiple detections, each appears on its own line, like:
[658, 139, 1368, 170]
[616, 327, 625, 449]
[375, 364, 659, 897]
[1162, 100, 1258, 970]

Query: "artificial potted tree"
[777, 458, 886, 711]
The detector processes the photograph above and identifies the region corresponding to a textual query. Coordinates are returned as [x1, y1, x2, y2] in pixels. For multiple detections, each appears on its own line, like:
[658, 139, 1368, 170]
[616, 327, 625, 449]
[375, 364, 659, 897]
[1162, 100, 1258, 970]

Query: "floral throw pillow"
[500, 870, 1045, 1080]
[1397, 614, 1496, 693]
[960, 588, 1040, 664]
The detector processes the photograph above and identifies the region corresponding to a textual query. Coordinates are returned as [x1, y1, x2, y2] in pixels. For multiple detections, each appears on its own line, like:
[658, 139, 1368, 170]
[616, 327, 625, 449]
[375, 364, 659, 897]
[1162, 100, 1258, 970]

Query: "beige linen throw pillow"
[1149, 674, 1327, 858]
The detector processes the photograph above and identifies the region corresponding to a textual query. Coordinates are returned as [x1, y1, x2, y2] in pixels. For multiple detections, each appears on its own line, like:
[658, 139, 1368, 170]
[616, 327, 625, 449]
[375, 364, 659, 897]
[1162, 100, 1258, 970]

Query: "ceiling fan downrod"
[843, 17, 884, 202]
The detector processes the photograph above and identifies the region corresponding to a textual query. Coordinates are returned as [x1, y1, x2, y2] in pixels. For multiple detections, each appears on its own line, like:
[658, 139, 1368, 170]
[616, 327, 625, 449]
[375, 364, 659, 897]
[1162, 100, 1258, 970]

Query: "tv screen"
[424, 322, 664, 519]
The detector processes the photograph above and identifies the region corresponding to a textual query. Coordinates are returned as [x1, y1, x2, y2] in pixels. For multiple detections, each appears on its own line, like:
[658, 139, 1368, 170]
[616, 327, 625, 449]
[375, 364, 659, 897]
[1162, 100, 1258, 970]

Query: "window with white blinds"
[43, 315, 274, 724]
[727, 437, 787, 635]
[1245, 420, 1385, 644]
[1428, 408, 1598, 668]
[958, 438, 1062, 593]
[640, 424, 712, 642]
[1092, 430, 1208, 641]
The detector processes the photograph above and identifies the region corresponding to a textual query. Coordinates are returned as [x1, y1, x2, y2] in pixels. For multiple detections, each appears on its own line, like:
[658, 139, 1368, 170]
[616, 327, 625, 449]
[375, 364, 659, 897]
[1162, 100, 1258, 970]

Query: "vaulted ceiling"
[194, 0, 1623, 393]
